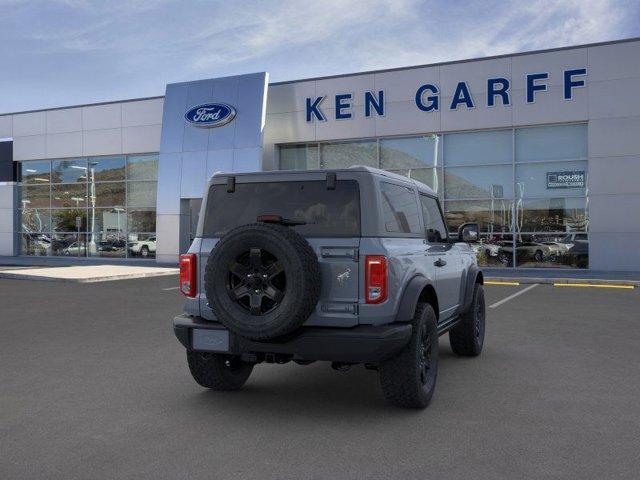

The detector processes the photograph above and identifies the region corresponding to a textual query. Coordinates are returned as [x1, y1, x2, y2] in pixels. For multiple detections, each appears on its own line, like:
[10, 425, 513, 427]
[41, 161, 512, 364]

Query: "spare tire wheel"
[204, 223, 321, 340]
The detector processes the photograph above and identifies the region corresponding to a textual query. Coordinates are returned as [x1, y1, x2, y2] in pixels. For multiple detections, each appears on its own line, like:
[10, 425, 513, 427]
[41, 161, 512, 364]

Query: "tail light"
[365, 255, 387, 304]
[179, 253, 197, 297]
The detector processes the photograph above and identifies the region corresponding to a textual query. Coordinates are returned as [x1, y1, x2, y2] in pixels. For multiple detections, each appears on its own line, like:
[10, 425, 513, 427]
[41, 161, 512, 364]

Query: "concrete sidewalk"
[484, 268, 640, 287]
[0, 265, 179, 283]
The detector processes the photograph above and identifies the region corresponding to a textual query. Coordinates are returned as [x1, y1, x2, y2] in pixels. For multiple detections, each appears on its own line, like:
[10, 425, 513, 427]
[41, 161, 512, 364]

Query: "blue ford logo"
[185, 103, 236, 128]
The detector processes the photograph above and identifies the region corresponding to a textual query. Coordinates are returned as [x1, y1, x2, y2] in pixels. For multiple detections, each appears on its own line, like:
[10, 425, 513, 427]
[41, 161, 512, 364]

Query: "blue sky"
[0, 0, 638, 113]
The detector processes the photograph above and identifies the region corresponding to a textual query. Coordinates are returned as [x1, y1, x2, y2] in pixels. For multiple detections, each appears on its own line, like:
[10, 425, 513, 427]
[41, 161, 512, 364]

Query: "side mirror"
[458, 223, 479, 243]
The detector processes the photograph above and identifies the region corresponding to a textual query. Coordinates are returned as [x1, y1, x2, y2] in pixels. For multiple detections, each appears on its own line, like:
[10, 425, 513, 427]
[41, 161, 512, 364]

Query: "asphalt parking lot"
[1, 277, 639, 480]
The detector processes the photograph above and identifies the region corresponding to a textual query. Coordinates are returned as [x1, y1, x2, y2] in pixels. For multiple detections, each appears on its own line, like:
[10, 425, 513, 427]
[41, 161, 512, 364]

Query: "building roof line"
[1, 36, 638, 116]
[270, 36, 640, 85]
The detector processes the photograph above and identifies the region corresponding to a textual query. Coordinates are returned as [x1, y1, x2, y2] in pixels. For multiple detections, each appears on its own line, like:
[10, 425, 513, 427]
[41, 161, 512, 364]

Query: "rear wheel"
[140, 245, 149, 258]
[187, 350, 253, 390]
[379, 303, 438, 408]
[449, 283, 485, 356]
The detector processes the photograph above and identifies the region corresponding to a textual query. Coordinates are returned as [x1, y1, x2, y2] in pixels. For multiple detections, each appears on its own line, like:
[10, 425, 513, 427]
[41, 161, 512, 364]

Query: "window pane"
[52, 209, 87, 232]
[89, 156, 125, 181]
[204, 181, 360, 237]
[88, 208, 126, 238]
[88, 234, 126, 258]
[52, 183, 87, 208]
[50, 233, 86, 257]
[516, 197, 588, 232]
[279, 145, 318, 170]
[21, 160, 50, 184]
[127, 154, 158, 180]
[444, 130, 512, 166]
[21, 233, 52, 256]
[389, 168, 441, 194]
[128, 209, 156, 232]
[51, 158, 87, 183]
[20, 209, 51, 233]
[420, 195, 447, 242]
[21, 184, 50, 208]
[127, 181, 157, 207]
[94, 182, 125, 207]
[128, 234, 156, 259]
[88, 208, 126, 257]
[445, 165, 513, 199]
[516, 161, 587, 198]
[444, 199, 514, 233]
[516, 124, 587, 162]
[514, 233, 588, 269]
[320, 140, 377, 169]
[380, 182, 421, 234]
[380, 135, 440, 169]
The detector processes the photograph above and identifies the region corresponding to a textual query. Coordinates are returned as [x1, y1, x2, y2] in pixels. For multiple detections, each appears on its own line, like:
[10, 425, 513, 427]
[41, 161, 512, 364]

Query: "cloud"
[0, 0, 637, 111]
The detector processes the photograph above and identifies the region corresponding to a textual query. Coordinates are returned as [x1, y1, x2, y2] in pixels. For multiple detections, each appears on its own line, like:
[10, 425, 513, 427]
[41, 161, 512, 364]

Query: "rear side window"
[203, 180, 360, 237]
[380, 182, 421, 234]
[419, 194, 448, 243]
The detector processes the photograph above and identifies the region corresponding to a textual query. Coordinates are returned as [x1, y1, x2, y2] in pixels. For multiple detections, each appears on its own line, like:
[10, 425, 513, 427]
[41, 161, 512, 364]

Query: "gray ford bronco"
[173, 166, 485, 408]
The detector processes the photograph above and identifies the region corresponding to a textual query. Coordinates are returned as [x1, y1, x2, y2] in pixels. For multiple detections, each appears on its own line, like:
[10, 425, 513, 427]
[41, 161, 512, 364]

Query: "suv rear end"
[172, 167, 486, 408]
[174, 167, 411, 362]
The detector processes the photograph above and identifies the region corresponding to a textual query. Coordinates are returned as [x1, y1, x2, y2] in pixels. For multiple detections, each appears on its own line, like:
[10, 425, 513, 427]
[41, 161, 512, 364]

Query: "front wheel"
[187, 350, 253, 390]
[379, 303, 438, 408]
[449, 283, 485, 356]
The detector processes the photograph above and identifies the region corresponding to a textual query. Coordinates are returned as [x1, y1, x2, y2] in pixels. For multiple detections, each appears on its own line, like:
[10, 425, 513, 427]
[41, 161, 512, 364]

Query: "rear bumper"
[173, 314, 412, 364]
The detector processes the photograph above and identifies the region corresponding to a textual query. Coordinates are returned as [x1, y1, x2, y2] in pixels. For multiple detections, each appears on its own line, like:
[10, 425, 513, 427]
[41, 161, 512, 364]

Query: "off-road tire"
[379, 303, 438, 408]
[187, 350, 253, 390]
[449, 283, 485, 356]
[205, 223, 320, 340]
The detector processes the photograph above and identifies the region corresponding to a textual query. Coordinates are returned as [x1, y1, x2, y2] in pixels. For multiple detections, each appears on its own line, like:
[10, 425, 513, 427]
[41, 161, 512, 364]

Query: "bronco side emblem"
[337, 268, 351, 286]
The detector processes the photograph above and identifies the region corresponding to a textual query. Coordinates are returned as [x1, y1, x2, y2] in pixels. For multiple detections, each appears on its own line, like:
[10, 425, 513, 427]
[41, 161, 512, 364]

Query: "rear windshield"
[203, 180, 360, 237]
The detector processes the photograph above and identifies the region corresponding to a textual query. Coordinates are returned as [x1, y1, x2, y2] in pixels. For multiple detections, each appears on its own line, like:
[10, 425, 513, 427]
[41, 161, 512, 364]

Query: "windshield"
[203, 180, 361, 237]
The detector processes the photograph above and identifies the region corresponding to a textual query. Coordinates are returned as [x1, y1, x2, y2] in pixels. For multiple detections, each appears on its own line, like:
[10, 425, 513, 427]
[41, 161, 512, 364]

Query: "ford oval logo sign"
[184, 103, 236, 128]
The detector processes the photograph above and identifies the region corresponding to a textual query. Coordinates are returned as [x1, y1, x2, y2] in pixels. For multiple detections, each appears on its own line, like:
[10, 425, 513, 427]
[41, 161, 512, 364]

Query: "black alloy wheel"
[226, 247, 286, 316]
[418, 328, 433, 386]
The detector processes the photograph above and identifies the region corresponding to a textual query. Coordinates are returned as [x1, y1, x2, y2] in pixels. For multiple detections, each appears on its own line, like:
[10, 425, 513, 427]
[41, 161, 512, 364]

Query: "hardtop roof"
[209, 165, 437, 196]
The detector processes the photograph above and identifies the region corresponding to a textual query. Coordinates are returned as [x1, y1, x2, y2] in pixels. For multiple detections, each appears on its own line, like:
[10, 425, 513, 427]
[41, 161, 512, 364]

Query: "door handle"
[434, 258, 447, 267]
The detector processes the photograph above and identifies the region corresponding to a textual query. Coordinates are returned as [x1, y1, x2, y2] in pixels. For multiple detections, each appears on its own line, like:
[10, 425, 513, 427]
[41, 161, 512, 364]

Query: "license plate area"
[192, 328, 230, 352]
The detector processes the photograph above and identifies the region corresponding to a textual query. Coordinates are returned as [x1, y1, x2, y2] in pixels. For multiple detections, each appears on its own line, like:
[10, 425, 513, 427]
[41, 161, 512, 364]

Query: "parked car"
[498, 241, 553, 265]
[62, 242, 85, 256]
[128, 237, 156, 258]
[172, 167, 486, 408]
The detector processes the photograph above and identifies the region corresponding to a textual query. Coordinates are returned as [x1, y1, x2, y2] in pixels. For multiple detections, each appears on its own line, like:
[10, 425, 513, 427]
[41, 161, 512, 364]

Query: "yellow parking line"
[485, 281, 520, 286]
[554, 283, 635, 289]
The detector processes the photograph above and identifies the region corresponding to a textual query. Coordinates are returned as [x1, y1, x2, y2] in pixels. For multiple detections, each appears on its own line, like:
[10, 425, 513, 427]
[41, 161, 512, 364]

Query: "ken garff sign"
[547, 170, 586, 189]
[305, 68, 587, 122]
[185, 103, 237, 128]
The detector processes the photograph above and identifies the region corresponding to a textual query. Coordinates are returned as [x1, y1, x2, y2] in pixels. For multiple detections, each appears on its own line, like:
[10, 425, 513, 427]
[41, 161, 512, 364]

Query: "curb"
[486, 277, 639, 287]
[0, 269, 179, 284]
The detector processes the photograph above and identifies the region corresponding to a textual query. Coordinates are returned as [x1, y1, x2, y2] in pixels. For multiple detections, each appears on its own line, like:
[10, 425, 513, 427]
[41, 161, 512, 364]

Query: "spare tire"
[204, 223, 321, 340]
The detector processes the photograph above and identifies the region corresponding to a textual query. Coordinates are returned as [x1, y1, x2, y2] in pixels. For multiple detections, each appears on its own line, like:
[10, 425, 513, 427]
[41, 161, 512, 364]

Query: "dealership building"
[0, 37, 639, 271]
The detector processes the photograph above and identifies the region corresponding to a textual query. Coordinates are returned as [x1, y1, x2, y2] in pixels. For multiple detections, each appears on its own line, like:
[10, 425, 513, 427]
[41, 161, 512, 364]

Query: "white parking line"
[489, 283, 539, 309]
[162, 286, 180, 291]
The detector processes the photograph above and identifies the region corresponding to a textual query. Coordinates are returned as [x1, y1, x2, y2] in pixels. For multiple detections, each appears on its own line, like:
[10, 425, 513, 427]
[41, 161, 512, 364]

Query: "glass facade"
[277, 124, 588, 268]
[18, 154, 158, 259]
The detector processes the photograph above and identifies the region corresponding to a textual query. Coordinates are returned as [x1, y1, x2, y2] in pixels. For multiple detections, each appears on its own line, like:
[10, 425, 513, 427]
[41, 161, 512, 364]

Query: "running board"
[437, 316, 461, 335]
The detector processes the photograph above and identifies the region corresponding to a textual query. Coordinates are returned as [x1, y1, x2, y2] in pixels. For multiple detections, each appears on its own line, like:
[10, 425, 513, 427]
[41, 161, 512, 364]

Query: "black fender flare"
[461, 265, 483, 314]
[395, 275, 431, 323]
